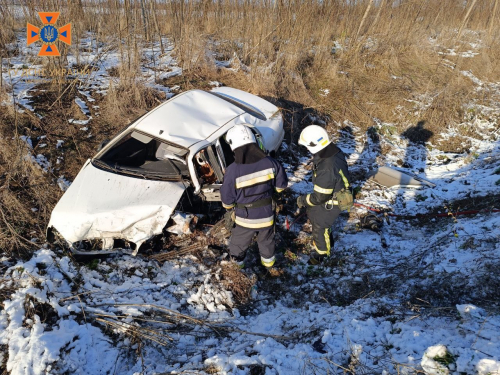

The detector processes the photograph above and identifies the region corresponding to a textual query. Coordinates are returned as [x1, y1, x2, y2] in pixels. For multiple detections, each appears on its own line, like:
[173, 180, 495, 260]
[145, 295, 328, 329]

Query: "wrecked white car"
[47, 87, 284, 254]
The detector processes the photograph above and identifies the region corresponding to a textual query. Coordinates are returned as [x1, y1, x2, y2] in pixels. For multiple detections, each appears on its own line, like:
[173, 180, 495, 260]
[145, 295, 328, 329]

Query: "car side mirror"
[97, 139, 110, 151]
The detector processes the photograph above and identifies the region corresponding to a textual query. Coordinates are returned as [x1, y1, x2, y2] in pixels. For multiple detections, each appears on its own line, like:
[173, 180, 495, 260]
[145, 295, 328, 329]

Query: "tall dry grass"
[1, 0, 500, 256]
[0, 106, 57, 257]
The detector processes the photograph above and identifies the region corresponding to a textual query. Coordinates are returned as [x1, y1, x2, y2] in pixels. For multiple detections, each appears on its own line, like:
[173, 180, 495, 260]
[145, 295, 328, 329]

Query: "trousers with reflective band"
[229, 225, 275, 263]
[260, 256, 275, 267]
[312, 222, 333, 256]
[221, 156, 288, 228]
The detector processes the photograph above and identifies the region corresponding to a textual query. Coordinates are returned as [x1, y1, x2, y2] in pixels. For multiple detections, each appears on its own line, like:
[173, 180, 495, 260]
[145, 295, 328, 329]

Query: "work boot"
[230, 254, 246, 269]
[308, 251, 327, 265]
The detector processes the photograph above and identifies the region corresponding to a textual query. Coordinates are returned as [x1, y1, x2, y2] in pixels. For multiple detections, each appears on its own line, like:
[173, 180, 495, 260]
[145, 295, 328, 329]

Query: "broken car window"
[96, 131, 189, 181]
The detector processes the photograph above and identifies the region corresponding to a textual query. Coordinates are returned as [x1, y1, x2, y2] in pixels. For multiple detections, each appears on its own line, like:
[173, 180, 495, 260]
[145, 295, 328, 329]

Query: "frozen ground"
[1, 29, 500, 375]
[1, 121, 500, 374]
[0, 135, 499, 374]
[1, 31, 180, 122]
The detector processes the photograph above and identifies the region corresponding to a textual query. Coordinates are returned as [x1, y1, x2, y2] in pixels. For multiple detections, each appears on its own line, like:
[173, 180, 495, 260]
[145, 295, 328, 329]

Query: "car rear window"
[96, 131, 189, 180]
[209, 92, 267, 121]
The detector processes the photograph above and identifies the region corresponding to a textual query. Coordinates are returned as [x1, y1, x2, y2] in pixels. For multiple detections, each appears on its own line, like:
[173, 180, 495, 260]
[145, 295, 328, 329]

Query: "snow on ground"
[1, 119, 499, 374]
[1, 32, 181, 119]
[1, 26, 500, 375]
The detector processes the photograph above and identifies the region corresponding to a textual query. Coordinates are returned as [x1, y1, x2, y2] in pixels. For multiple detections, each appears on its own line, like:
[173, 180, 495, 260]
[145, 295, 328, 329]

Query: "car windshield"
[95, 131, 189, 181]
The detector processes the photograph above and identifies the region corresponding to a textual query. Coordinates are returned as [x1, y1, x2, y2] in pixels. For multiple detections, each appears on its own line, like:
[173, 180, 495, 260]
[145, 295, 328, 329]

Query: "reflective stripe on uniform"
[261, 256, 275, 267]
[235, 168, 275, 189]
[313, 240, 330, 256]
[223, 202, 235, 209]
[235, 215, 274, 228]
[325, 199, 339, 205]
[306, 194, 316, 206]
[275, 187, 285, 193]
[314, 185, 334, 194]
[324, 228, 331, 253]
[339, 169, 350, 188]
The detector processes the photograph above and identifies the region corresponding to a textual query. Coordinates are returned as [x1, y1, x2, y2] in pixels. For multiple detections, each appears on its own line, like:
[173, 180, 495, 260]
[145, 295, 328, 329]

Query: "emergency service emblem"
[27, 12, 71, 56]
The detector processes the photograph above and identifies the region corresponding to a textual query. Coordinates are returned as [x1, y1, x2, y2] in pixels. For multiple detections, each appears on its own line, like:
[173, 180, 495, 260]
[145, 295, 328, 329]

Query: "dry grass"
[219, 262, 256, 305]
[101, 83, 163, 126]
[0, 109, 56, 257]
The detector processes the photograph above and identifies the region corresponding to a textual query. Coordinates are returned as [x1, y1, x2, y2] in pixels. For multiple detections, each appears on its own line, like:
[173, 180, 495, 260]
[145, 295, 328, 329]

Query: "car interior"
[196, 129, 265, 201]
[194, 133, 236, 185]
[97, 131, 190, 180]
[96, 128, 265, 192]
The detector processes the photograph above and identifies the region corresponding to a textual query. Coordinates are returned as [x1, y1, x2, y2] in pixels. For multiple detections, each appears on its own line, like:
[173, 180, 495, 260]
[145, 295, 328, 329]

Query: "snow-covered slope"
[1, 134, 499, 374]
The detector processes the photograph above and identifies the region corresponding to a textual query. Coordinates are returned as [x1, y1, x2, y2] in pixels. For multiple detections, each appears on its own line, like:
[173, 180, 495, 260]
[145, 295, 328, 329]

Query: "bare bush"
[219, 262, 256, 305]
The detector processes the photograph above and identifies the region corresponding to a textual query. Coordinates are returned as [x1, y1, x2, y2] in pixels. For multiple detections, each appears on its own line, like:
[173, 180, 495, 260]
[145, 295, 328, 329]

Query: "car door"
[198, 127, 267, 202]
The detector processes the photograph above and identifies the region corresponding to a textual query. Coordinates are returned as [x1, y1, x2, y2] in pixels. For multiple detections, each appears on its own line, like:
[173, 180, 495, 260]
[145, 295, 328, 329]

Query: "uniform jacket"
[302, 143, 351, 207]
[221, 144, 288, 229]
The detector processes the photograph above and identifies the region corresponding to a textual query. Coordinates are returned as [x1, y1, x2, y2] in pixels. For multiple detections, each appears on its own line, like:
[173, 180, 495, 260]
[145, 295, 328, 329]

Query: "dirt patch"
[0, 343, 7, 374]
[405, 193, 500, 228]
[0, 283, 16, 310]
[23, 295, 59, 328]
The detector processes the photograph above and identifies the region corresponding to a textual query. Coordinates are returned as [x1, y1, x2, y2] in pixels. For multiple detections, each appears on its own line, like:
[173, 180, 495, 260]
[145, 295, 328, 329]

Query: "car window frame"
[92, 129, 190, 182]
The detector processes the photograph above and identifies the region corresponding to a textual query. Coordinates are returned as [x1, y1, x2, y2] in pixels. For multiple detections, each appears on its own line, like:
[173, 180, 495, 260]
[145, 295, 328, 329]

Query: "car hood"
[48, 160, 186, 253]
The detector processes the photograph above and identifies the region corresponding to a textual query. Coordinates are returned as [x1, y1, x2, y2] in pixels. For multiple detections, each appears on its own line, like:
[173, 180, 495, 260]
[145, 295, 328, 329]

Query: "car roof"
[133, 89, 246, 148]
[211, 87, 278, 119]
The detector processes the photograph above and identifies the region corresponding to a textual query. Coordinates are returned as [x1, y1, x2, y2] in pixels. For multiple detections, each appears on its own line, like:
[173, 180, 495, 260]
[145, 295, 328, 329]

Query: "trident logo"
[43, 27, 55, 42]
[27, 12, 71, 56]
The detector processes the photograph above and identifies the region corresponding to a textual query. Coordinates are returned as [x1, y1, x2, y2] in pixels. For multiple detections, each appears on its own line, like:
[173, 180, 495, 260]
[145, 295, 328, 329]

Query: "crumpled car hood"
[48, 160, 186, 253]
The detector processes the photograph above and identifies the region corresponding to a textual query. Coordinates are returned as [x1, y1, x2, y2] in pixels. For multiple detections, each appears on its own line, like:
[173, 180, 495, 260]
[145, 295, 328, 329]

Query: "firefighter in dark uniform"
[221, 124, 288, 269]
[296, 125, 352, 264]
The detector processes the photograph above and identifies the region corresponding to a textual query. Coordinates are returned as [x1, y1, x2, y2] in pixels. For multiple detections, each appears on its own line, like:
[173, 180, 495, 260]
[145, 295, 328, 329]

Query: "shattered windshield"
[95, 131, 190, 181]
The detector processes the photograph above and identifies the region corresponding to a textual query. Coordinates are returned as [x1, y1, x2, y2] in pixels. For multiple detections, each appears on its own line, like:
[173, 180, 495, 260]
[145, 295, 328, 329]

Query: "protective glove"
[224, 209, 236, 231]
[272, 191, 283, 205]
[296, 195, 307, 209]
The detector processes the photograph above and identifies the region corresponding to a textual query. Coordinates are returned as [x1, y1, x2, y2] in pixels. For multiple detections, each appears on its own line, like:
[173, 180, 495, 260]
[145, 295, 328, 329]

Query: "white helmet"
[298, 125, 331, 154]
[226, 124, 256, 151]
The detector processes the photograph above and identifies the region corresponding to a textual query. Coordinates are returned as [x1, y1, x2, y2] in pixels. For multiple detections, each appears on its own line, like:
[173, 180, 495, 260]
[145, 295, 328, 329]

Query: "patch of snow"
[57, 176, 71, 192]
[69, 117, 92, 126]
[75, 97, 90, 116]
[33, 154, 51, 172]
[78, 90, 95, 102]
[20, 135, 33, 149]
[421, 345, 451, 375]
[461, 70, 484, 87]
[319, 88, 330, 97]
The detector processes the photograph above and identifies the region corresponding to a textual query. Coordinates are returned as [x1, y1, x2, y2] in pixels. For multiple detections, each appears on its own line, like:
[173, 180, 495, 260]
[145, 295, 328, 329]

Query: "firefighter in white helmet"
[221, 124, 288, 271]
[297, 125, 352, 264]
